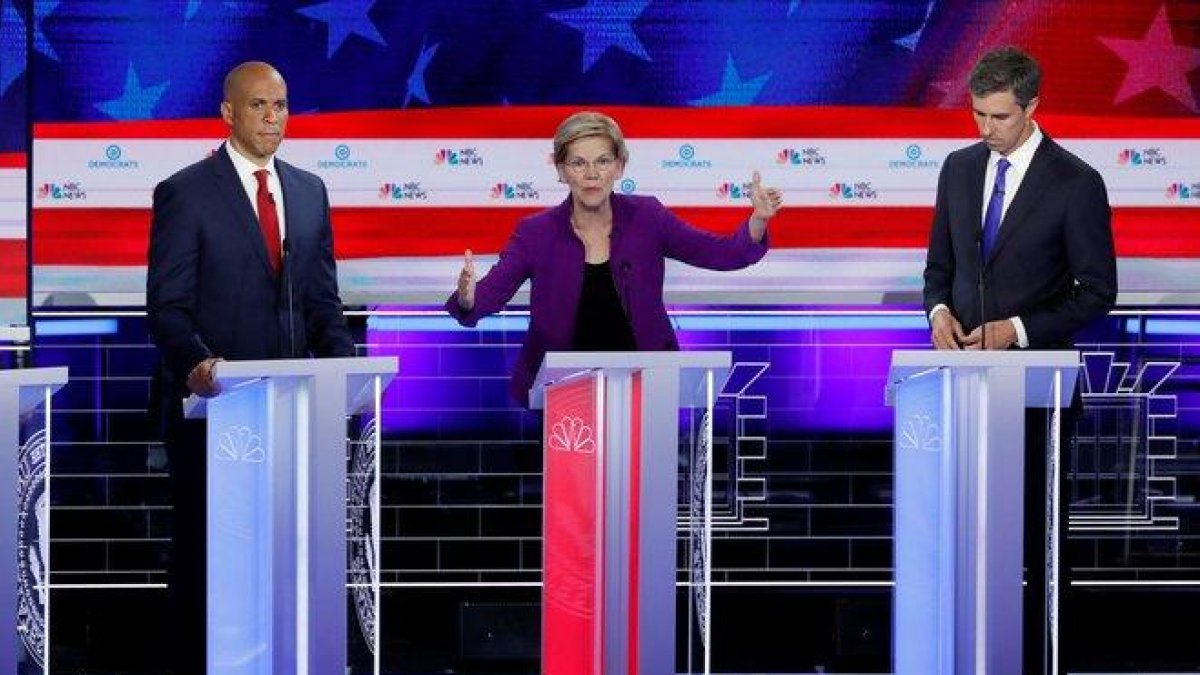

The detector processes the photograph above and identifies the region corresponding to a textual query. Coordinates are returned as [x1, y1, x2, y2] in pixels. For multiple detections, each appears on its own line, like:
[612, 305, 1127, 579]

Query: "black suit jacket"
[147, 144, 355, 399]
[923, 135, 1117, 347]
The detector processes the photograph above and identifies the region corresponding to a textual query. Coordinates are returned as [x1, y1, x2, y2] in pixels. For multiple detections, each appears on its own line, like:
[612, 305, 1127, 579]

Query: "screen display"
[22, 0, 1200, 307]
[1, 1, 28, 331]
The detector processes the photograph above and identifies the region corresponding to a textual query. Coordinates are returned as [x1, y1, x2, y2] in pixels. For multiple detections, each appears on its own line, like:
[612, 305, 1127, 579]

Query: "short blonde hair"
[552, 111, 629, 165]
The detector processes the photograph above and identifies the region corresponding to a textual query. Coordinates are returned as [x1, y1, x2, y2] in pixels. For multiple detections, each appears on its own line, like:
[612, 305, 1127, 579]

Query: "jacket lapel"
[965, 143, 987, 240]
[987, 137, 1056, 265]
[554, 199, 584, 339]
[608, 192, 626, 258]
[211, 144, 275, 276]
[276, 159, 302, 243]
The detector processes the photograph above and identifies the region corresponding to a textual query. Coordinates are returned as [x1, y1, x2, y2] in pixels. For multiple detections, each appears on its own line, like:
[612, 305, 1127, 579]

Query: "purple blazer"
[446, 193, 769, 406]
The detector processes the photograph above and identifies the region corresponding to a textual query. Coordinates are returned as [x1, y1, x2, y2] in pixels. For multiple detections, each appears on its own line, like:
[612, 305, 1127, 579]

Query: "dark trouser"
[1024, 395, 1080, 675]
[165, 409, 207, 675]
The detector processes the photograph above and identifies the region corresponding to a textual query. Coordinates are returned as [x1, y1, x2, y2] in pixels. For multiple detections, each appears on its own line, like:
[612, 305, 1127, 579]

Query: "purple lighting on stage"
[366, 307, 934, 435]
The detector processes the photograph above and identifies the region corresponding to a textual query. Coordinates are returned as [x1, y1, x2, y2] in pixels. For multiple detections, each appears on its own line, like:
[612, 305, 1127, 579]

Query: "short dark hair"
[968, 46, 1041, 108]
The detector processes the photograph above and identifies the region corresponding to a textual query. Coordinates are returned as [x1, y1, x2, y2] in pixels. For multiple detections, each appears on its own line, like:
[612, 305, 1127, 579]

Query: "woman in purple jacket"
[446, 111, 782, 406]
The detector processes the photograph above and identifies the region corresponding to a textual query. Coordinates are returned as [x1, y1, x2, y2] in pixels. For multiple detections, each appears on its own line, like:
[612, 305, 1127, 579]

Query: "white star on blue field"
[549, 0, 652, 73]
[404, 38, 440, 107]
[96, 63, 169, 120]
[691, 54, 771, 107]
[297, 0, 386, 59]
[4, 0, 948, 151]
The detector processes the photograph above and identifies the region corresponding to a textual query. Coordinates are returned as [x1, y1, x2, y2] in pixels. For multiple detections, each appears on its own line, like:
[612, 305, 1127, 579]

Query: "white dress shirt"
[932, 124, 1044, 348]
[226, 142, 287, 241]
[981, 124, 1043, 243]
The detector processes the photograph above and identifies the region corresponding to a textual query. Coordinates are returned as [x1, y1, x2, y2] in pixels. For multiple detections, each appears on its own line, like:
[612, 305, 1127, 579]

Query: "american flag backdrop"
[2, 0, 1199, 320]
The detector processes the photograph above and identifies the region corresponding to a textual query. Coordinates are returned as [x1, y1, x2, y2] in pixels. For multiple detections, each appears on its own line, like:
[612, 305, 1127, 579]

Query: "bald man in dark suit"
[146, 61, 354, 674]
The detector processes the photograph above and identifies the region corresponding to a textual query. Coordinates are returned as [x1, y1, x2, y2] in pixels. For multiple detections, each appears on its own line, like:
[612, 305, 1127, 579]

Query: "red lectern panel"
[543, 373, 604, 675]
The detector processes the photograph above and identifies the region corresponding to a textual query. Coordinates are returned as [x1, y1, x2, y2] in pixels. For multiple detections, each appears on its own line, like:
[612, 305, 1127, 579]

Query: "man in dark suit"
[923, 47, 1117, 674]
[146, 61, 354, 674]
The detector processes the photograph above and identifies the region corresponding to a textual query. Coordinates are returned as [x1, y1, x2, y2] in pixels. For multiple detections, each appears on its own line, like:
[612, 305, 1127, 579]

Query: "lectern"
[886, 350, 1078, 675]
[531, 351, 729, 675]
[185, 356, 397, 675]
[0, 366, 68, 674]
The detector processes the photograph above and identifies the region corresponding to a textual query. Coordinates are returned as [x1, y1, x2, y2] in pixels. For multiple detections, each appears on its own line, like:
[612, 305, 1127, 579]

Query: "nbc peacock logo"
[216, 425, 265, 463]
[1117, 148, 1166, 167]
[490, 181, 539, 200]
[899, 414, 941, 453]
[36, 182, 87, 200]
[777, 147, 826, 166]
[1165, 182, 1198, 200]
[434, 147, 484, 166]
[379, 181, 429, 200]
[716, 181, 752, 200]
[549, 416, 595, 454]
[829, 181, 877, 200]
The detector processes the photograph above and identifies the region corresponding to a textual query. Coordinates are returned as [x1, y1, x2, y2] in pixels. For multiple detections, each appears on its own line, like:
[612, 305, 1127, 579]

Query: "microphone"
[618, 259, 632, 284]
[976, 229, 987, 351]
[282, 238, 296, 358]
[617, 260, 634, 320]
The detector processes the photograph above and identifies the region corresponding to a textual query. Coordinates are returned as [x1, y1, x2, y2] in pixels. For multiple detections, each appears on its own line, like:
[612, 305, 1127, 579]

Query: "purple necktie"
[981, 158, 1011, 260]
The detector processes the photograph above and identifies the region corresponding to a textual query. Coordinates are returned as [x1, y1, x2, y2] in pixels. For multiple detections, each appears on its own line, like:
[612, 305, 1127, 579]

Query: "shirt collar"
[559, 193, 624, 235]
[990, 122, 1043, 173]
[225, 141, 278, 182]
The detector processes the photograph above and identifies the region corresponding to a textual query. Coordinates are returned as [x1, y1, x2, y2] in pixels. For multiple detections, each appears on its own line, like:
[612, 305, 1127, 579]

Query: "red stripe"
[332, 207, 545, 258]
[32, 206, 1200, 264]
[0, 153, 26, 169]
[596, 375, 607, 675]
[33, 209, 152, 265]
[35, 119, 228, 139]
[1110, 208, 1200, 257]
[33, 106, 1200, 139]
[0, 239, 27, 297]
[627, 372, 642, 675]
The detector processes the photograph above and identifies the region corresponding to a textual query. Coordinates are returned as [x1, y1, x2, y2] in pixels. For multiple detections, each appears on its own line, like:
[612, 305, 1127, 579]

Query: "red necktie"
[254, 169, 282, 275]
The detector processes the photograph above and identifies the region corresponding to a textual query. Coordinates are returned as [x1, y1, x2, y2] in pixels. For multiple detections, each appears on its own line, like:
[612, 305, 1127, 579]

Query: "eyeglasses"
[563, 155, 618, 175]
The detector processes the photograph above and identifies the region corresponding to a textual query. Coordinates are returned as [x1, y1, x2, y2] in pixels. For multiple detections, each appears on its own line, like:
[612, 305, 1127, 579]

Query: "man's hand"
[961, 319, 1018, 351]
[930, 309, 967, 350]
[457, 249, 476, 311]
[186, 357, 223, 397]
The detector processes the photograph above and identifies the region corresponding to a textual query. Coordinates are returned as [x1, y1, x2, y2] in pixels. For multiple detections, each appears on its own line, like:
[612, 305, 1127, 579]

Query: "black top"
[572, 261, 636, 351]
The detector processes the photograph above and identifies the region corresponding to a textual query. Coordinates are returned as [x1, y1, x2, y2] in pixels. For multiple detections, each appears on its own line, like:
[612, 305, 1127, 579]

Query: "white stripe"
[28, 138, 1200, 208]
